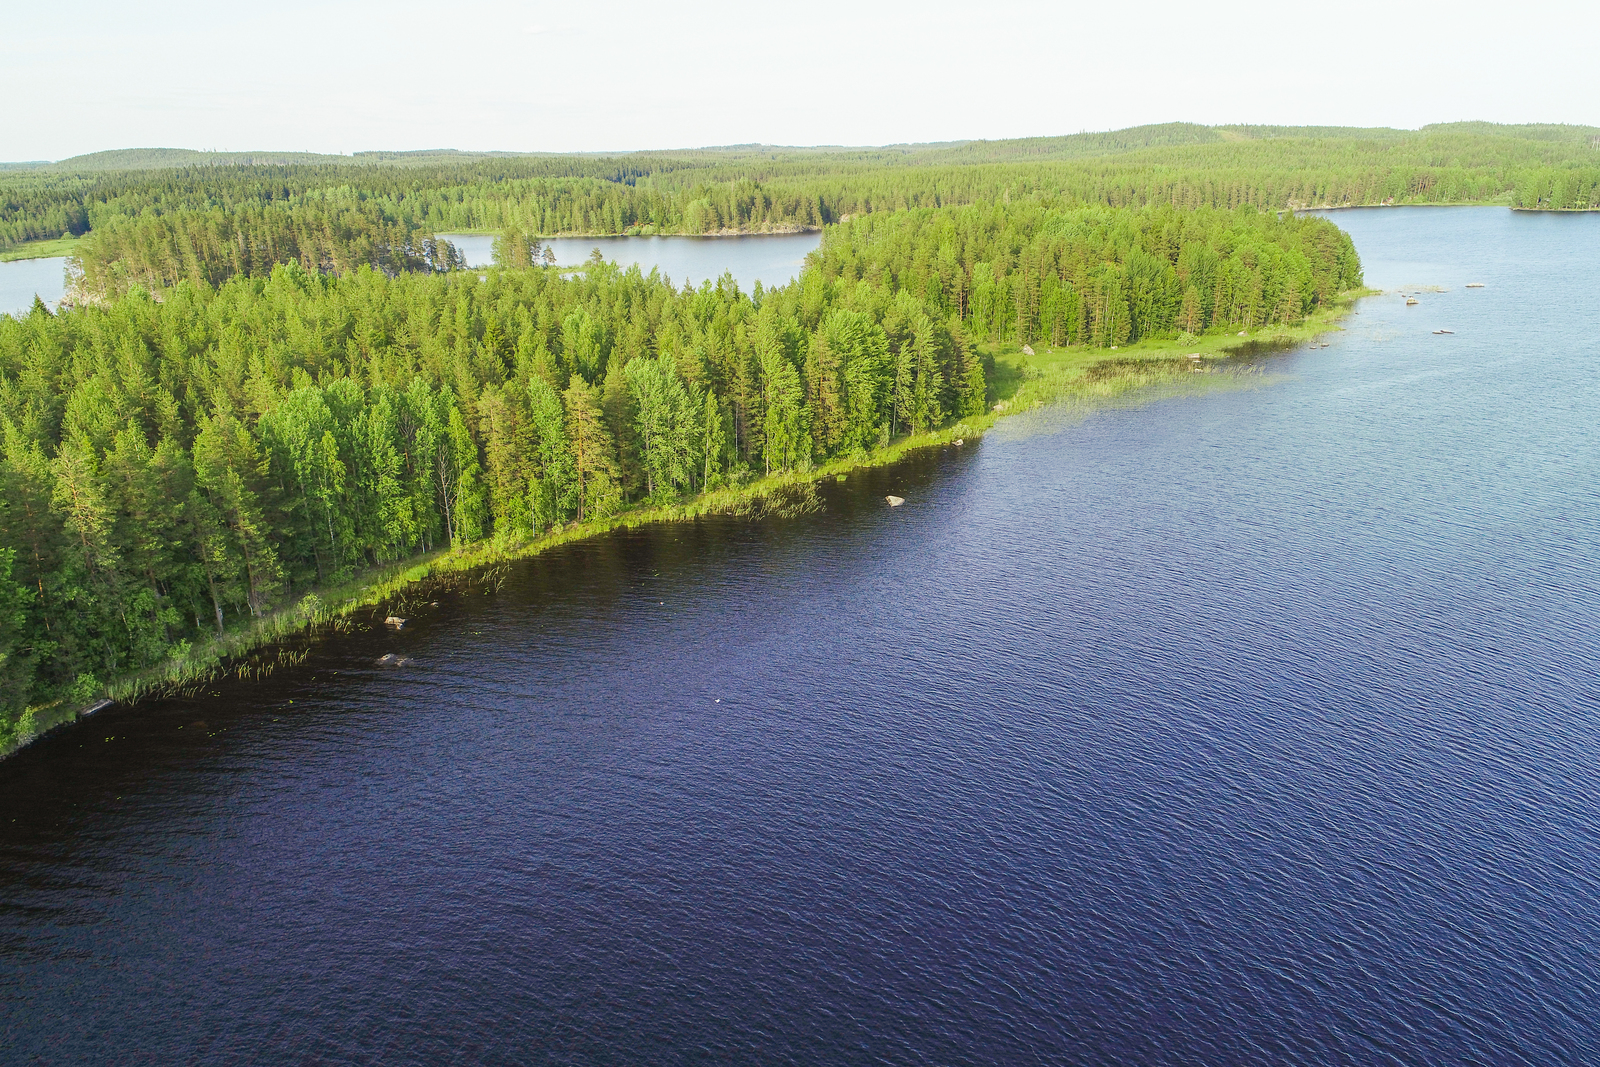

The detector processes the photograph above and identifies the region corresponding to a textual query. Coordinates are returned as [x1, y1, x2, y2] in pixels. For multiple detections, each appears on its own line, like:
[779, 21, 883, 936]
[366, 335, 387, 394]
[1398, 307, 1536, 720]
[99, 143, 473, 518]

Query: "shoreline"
[0, 290, 1363, 761]
[20, 200, 1600, 264]
[0, 235, 84, 263]
[0, 227, 821, 265]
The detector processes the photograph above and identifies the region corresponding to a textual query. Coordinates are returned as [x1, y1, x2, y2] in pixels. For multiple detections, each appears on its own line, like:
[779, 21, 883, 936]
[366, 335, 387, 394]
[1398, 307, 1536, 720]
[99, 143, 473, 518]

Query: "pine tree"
[702, 388, 727, 489]
[602, 357, 643, 501]
[0, 548, 36, 736]
[563, 376, 620, 521]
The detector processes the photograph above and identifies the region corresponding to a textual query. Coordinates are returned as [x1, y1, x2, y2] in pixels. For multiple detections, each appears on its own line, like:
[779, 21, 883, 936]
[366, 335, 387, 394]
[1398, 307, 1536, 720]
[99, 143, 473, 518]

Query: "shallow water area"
[0, 256, 67, 316]
[2, 208, 1599, 1065]
[438, 230, 821, 290]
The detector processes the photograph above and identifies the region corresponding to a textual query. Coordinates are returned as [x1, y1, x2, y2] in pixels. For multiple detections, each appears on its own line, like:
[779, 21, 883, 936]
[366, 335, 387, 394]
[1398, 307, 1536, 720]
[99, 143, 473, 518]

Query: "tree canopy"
[0, 122, 1591, 296]
[0, 199, 1359, 743]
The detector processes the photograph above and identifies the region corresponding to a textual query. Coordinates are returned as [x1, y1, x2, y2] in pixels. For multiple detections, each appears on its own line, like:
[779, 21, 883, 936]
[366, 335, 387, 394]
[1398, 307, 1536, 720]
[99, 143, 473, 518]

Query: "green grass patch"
[1, 235, 83, 262]
[984, 289, 1369, 416]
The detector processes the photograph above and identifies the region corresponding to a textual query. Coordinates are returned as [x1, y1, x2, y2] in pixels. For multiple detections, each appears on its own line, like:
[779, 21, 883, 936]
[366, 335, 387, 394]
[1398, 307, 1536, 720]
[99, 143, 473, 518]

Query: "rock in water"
[886, 495, 905, 507]
[384, 616, 406, 628]
[376, 653, 412, 667]
[1021, 344, 1035, 356]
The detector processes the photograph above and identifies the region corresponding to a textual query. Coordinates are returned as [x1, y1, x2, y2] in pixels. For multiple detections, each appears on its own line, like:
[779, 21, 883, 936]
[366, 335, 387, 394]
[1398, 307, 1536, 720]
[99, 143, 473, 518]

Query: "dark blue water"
[3, 208, 1598, 1065]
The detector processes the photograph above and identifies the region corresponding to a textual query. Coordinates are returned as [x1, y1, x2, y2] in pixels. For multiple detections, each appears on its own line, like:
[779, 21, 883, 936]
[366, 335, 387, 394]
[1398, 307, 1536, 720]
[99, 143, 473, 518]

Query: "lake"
[0, 233, 820, 320]
[2, 207, 1598, 1065]
[437, 231, 821, 290]
[0, 256, 68, 316]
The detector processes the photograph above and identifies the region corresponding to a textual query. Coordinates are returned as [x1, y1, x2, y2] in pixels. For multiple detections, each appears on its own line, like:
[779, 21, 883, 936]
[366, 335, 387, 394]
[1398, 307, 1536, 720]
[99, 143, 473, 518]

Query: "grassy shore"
[1, 235, 83, 262]
[3, 289, 1365, 757]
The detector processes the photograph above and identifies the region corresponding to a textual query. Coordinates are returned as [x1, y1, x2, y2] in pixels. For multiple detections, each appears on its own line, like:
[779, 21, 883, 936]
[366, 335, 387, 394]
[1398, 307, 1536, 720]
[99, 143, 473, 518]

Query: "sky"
[3, 0, 1593, 161]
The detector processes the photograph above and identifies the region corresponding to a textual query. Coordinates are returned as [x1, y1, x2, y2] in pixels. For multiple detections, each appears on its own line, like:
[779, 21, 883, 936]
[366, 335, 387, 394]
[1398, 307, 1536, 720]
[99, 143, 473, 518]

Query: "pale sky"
[3, 0, 1593, 161]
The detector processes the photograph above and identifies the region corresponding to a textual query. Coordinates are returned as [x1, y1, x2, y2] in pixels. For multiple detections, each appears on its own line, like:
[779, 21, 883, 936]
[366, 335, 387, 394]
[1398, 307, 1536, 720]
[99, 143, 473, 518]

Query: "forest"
[0, 122, 1592, 297]
[0, 200, 1359, 743]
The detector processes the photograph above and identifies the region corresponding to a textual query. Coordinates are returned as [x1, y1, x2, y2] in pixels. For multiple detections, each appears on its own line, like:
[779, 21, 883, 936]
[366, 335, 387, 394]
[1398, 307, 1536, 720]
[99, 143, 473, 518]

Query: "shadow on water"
[0, 437, 973, 823]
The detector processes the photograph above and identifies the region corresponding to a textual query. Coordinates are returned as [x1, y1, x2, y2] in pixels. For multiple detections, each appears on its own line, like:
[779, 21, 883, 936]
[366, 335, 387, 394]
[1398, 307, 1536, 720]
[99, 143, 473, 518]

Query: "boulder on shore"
[1021, 344, 1035, 356]
[384, 616, 406, 628]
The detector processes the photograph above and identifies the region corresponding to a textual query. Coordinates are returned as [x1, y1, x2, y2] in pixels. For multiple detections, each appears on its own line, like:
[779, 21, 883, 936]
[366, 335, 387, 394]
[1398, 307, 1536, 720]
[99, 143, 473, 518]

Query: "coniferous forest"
[0, 121, 1594, 297]
[12, 116, 1597, 741]
[0, 195, 1361, 743]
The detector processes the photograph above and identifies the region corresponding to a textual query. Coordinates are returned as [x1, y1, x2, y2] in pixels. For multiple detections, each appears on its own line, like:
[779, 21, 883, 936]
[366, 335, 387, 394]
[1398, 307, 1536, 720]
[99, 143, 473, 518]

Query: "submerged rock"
[376, 653, 412, 667]
[886, 495, 905, 507]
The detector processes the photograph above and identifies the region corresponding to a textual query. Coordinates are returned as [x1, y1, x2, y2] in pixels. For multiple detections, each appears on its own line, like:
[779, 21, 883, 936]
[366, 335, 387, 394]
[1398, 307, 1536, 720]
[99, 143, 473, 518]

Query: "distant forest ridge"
[2, 121, 1597, 292]
[17, 121, 1600, 171]
[29, 148, 541, 172]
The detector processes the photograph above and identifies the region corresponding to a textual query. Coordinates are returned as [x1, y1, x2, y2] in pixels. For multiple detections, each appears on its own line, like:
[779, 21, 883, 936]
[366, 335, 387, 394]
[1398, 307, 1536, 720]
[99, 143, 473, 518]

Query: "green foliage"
[3, 122, 1593, 285]
[0, 197, 1359, 740]
[812, 202, 1361, 343]
[624, 354, 700, 499]
[72, 203, 466, 297]
[0, 548, 34, 738]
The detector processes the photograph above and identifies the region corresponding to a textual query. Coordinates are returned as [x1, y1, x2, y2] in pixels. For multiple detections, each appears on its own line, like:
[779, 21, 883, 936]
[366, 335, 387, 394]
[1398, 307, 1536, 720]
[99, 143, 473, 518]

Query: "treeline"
[812, 203, 1362, 345]
[7, 123, 1599, 262]
[0, 241, 983, 738]
[74, 201, 465, 295]
[56, 151, 1568, 299]
[0, 201, 1359, 740]
[1511, 168, 1600, 210]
